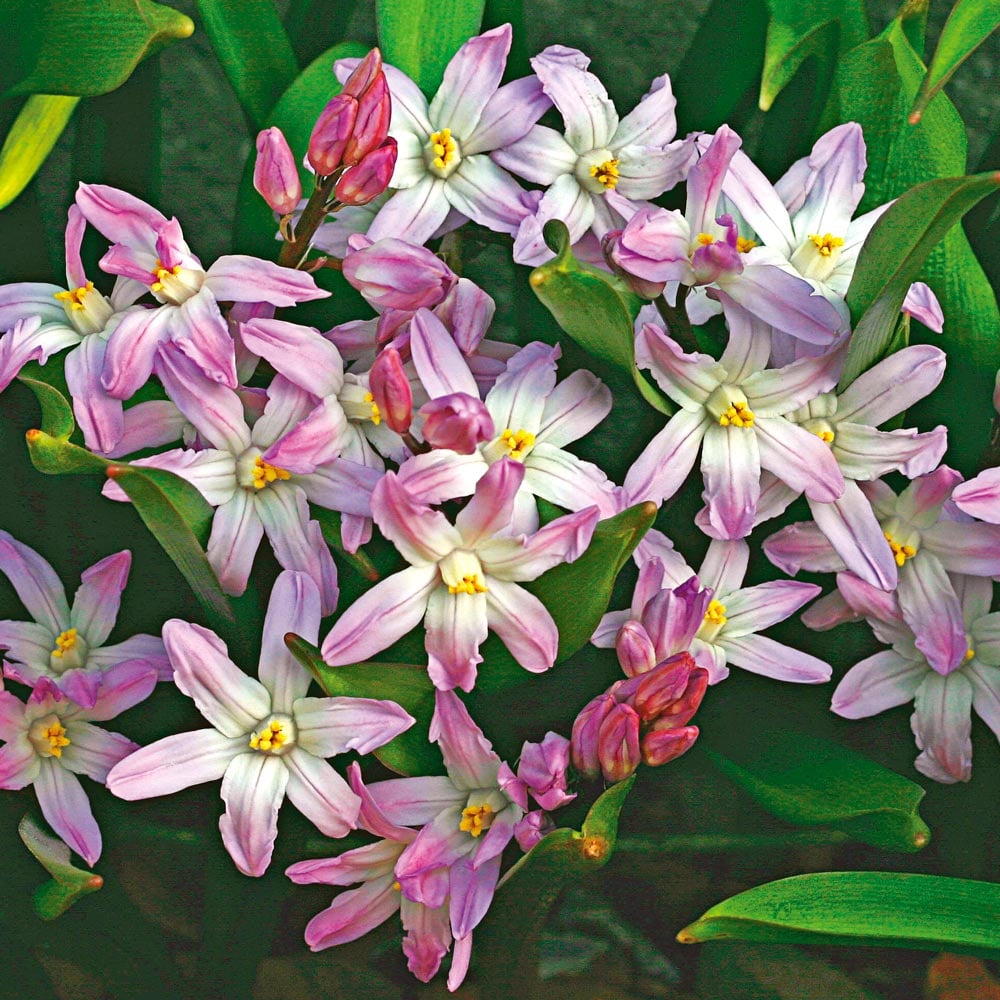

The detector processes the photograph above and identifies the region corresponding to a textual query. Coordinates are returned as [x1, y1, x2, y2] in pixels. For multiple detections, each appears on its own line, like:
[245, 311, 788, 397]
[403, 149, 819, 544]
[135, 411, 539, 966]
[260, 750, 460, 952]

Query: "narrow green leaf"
[17, 373, 76, 441]
[195, 0, 298, 128]
[529, 220, 673, 416]
[704, 732, 930, 852]
[0, 95, 79, 211]
[285, 634, 440, 776]
[910, 0, 1000, 124]
[759, 0, 868, 111]
[19, 814, 103, 920]
[677, 871, 1000, 958]
[375, 0, 485, 96]
[6, 0, 194, 98]
[475, 777, 635, 999]
[106, 464, 233, 622]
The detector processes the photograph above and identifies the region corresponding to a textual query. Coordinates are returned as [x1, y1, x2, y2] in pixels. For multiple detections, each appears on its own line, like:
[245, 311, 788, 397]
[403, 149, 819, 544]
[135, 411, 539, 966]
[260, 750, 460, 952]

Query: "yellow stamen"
[364, 391, 382, 426]
[884, 531, 917, 567]
[965, 647, 976, 662]
[53, 282, 95, 310]
[808, 233, 845, 257]
[588, 158, 620, 189]
[459, 803, 494, 838]
[249, 719, 287, 753]
[500, 428, 535, 461]
[392, 880, 401, 891]
[704, 600, 727, 627]
[736, 236, 757, 253]
[718, 401, 755, 428]
[814, 429, 835, 443]
[696, 232, 715, 246]
[150, 260, 183, 293]
[429, 127, 457, 170]
[51, 628, 78, 659]
[252, 456, 291, 490]
[448, 574, 487, 596]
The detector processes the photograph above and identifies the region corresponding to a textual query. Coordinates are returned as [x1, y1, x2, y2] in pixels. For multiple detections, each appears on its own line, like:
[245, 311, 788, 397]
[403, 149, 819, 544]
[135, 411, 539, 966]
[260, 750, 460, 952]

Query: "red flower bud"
[419, 393, 494, 454]
[615, 620, 657, 678]
[340, 48, 383, 99]
[570, 693, 616, 779]
[333, 138, 397, 206]
[641, 724, 699, 767]
[369, 347, 412, 433]
[597, 703, 642, 783]
[344, 73, 391, 165]
[632, 652, 706, 725]
[253, 127, 302, 215]
[308, 94, 357, 176]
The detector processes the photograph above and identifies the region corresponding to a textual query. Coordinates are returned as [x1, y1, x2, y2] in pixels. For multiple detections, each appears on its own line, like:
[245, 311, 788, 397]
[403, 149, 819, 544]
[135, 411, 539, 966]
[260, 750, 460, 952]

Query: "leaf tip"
[912, 827, 930, 849]
[579, 834, 610, 862]
[85, 874, 104, 890]
[25, 428, 42, 442]
[676, 925, 700, 944]
[908, 107, 923, 125]
[528, 269, 547, 290]
[106, 464, 126, 479]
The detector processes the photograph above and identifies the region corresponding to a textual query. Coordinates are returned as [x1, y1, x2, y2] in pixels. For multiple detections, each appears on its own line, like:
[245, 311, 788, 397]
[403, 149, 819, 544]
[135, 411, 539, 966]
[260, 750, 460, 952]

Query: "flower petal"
[721, 633, 831, 683]
[258, 570, 320, 712]
[831, 650, 925, 718]
[35, 760, 102, 866]
[911, 671, 973, 784]
[282, 747, 360, 838]
[69, 550, 130, 648]
[219, 751, 289, 876]
[293, 696, 415, 756]
[701, 423, 761, 540]
[484, 577, 558, 674]
[0, 531, 68, 635]
[425, 588, 488, 692]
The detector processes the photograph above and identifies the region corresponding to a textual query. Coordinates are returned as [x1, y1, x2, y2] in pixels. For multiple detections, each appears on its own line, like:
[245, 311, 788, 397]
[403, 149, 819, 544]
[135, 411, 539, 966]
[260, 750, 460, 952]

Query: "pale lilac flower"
[623, 319, 844, 538]
[901, 282, 944, 332]
[832, 574, 1000, 783]
[0, 666, 157, 865]
[501, 45, 695, 265]
[321, 458, 599, 691]
[765, 467, 1000, 675]
[335, 24, 550, 244]
[107, 572, 414, 877]
[0, 533, 169, 707]
[953, 467, 1000, 523]
[0, 206, 146, 453]
[74, 183, 328, 399]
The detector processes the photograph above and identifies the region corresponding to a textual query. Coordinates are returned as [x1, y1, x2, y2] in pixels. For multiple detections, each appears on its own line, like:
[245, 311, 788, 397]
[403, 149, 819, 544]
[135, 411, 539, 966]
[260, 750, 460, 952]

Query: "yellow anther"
[54, 282, 95, 310]
[588, 158, 620, 189]
[884, 531, 917, 567]
[448, 574, 488, 595]
[391, 880, 401, 891]
[150, 260, 183, 293]
[808, 233, 845, 257]
[249, 719, 287, 753]
[364, 391, 382, 426]
[51, 628, 78, 659]
[696, 232, 715, 246]
[965, 647, 976, 662]
[251, 456, 291, 490]
[429, 127, 457, 170]
[34, 719, 71, 758]
[459, 803, 494, 838]
[500, 428, 535, 461]
[704, 600, 727, 627]
[736, 236, 757, 253]
[815, 429, 835, 443]
[44, 721, 70, 757]
[718, 401, 755, 428]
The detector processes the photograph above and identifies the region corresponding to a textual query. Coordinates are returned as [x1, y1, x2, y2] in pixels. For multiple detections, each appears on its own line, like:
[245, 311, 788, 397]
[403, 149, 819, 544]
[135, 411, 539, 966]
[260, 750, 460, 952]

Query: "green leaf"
[19, 814, 103, 920]
[704, 732, 930, 852]
[5, 0, 194, 98]
[529, 220, 672, 416]
[285, 634, 440, 776]
[759, 0, 868, 111]
[910, 0, 1000, 125]
[677, 871, 1000, 958]
[375, 0, 485, 96]
[195, 0, 298, 128]
[838, 171, 1000, 389]
[0, 95, 79, 211]
[474, 777, 636, 999]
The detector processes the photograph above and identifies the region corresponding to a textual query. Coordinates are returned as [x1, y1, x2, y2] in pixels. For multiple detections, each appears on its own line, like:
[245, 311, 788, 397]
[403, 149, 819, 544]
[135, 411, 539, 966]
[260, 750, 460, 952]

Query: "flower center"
[884, 530, 918, 567]
[706, 384, 755, 428]
[424, 127, 462, 179]
[53, 281, 114, 336]
[736, 236, 757, 253]
[439, 550, 488, 595]
[340, 380, 382, 425]
[252, 456, 291, 490]
[575, 148, 618, 193]
[801, 417, 836, 444]
[364, 391, 382, 426]
[698, 599, 728, 642]
[809, 233, 845, 257]
[248, 715, 295, 755]
[790, 233, 844, 282]
[589, 158, 620, 190]
[500, 428, 535, 461]
[459, 803, 494, 838]
[49, 628, 88, 673]
[149, 259, 204, 305]
[29, 714, 71, 758]
[696, 232, 715, 246]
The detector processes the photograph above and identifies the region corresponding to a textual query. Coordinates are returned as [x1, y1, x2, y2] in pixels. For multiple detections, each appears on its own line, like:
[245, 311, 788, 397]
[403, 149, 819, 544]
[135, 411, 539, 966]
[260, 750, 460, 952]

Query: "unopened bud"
[434, 278, 496, 354]
[570, 693, 617, 779]
[343, 238, 455, 311]
[344, 73, 391, 165]
[514, 809, 554, 852]
[597, 703, 642, 783]
[254, 128, 301, 215]
[340, 48, 383, 99]
[615, 620, 656, 678]
[517, 732, 575, 811]
[603, 229, 666, 299]
[641, 723, 699, 767]
[633, 654, 707, 726]
[369, 347, 412, 433]
[419, 393, 494, 454]
[333, 138, 397, 206]
[308, 94, 358, 176]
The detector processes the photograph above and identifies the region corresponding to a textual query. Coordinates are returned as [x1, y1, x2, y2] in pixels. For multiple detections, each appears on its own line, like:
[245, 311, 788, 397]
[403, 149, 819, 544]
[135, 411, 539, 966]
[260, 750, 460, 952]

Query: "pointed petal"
[219, 752, 288, 876]
[897, 556, 967, 675]
[455, 458, 523, 546]
[0, 531, 68, 635]
[0, 735, 39, 789]
[425, 589, 488, 692]
[831, 650, 925, 718]
[536, 369, 612, 446]
[721, 633, 831, 683]
[484, 578, 558, 673]
[912, 671, 973, 783]
[464, 74, 551, 155]
[922, 522, 1000, 577]
[623, 408, 709, 506]
[35, 760, 102, 865]
[206, 491, 264, 598]
[445, 155, 530, 236]
[283, 747, 360, 838]
[835, 345, 946, 426]
[640, 323, 721, 408]
[699, 539, 749, 597]
[239, 317, 343, 398]
[258, 571, 320, 712]
[430, 689, 500, 789]
[701, 423, 760, 539]
[722, 581, 820, 637]
[59, 721, 136, 782]
[832, 423, 948, 481]
[531, 46, 618, 151]
[477, 505, 598, 581]
[205, 255, 328, 306]
[302, 876, 400, 950]
[755, 417, 844, 502]
[101, 306, 174, 399]
[170, 289, 237, 387]
[293, 696, 415, 756]
[763, 521, 845, 575]
[410, 308, 479, 397]
[69, 550, 130, 648]
[372, 472, 462, 564]
[492, 124, 577, 185]
[367, 176, 451, 245]
[63, 335, 124, 454]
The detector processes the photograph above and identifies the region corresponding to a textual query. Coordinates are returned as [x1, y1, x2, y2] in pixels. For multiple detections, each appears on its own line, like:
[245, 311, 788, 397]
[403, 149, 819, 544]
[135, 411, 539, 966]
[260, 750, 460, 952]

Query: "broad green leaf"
[0, 95, 79, 211]
[19, 814, 103, 920]
[837, 171, 1000, 389]
[5, 0, 194, 98]
[759, 0, 868, 111]
[375, 0, 485, 96]
[677, 871, 1000, 958]
[106, 464, 233, 622]
[910, 0, 1000, 125]
[704, 732, 930, 852]
[195, 0, 298, 128]
[285, 634, 440, 776]
[530, 220, 672, 416]
[474, 777, 635, 1000]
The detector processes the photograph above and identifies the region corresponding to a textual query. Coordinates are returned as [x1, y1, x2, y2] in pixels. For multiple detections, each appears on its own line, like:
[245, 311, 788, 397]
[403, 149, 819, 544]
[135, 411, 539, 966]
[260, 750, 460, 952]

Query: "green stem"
[276, 174, 338, 269]
[655, 286, 699, 354]
[615, 830, 851, 854]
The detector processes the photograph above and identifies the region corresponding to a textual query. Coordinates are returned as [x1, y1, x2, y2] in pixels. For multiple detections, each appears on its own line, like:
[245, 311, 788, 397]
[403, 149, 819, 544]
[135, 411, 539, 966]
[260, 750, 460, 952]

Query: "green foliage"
[0, 95, 79, 211]
[19, 814, 103, 920]
[704, 731, 930, 852]
[375, 0, 485, 96]
[678, 871, 1000, 958]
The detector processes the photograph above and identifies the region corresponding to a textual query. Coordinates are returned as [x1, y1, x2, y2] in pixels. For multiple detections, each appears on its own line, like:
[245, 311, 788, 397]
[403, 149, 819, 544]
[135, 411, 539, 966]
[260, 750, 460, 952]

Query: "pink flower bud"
[641, 724, 699, 767]
[615, 620, 657, 677]
[597, 703, 642, 783]
[632, 652, 706, 725]
[419, 393, 494, 454]
[343, 238, 455, 312]
[340, 48, 383, 99]
[901, 281, 944, 333]
[434, 278, 496, 354]
[344, 73, 391, 165]
[307, 93, 358, 176]
[603, 229, 666, 299]
[570, 692, 617, 778]
[514, 809, 554, 852]
[333, 138, 397, 206]
[369, 347, 412, 433]
[253, 127, 301, 215]
[517, 731, 575, 812]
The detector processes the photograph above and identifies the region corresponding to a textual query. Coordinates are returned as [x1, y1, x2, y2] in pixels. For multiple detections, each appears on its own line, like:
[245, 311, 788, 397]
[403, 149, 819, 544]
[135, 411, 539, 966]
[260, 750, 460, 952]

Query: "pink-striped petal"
[425, 589, 488, 692]
[64, 335, 124, 455]
[701, 423, 760, 540]
[205, 255, 328, 306]
[239, 317, 344, 398]
[293, 696, 415, 756]
[69, 550, 130, 648]
[257, 570, 320, 712]
[623, 408, 709, 506]
[831, 650, 925, 718]
[755, 417, 844, 502]
[302, 875, 400, 950]
[721, 633, 831, 683]
[206, 490, 265, 598]
[219, 751, 289, 876]
[35, 760, 102, 865]
[484, 577, 558, 673]
[59, 721, 136, 782]
[430, 689, 500, 790]
[0, 531, 69, 634]
[912, 671, 973, 784]
[282, 747, 360, 838]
